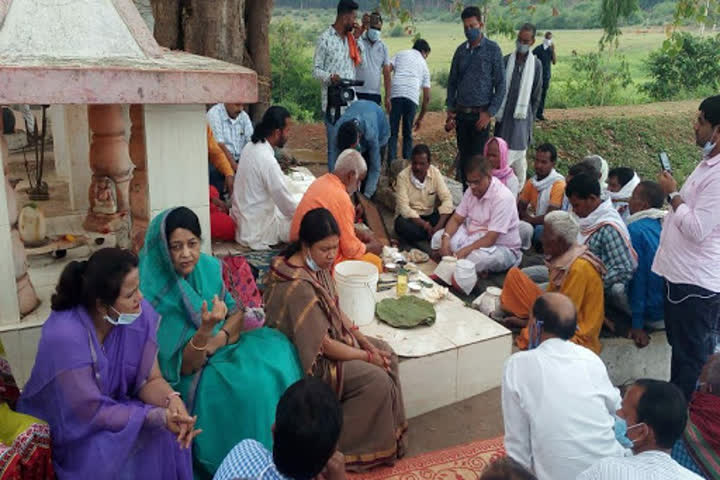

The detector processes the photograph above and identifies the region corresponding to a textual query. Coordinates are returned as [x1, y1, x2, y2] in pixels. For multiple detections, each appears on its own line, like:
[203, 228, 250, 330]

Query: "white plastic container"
[433, 256, 457, 285]
[334, 261, 379, 327]
[454, 259, 478, 295]
[473, 286, 503, 316]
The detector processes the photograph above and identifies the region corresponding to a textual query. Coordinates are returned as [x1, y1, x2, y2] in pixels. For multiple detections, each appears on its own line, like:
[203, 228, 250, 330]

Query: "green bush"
[433, 68, 450, 89]
[427, 85, 446, 113]
[270, 20, 322, 122]
[556, 52, 633, 107]
[642, 33, 720, 101]
[389, 24, 406, 37]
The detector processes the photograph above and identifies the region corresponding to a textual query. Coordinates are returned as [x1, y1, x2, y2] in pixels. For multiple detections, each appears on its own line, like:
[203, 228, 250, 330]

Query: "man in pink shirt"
[431, 155, 522, 273]
[654, 95, 720, 400]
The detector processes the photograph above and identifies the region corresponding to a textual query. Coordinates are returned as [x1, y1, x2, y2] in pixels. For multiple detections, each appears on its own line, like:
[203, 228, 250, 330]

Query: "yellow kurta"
[501, 258, 605, 354]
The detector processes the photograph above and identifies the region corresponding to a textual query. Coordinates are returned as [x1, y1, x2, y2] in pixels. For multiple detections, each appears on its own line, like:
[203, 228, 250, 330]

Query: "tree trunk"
[246, 0, 274, 120]
[183, 0, 247, 66]
[151, 0, 181, 49]
[150, 0, 272, 120]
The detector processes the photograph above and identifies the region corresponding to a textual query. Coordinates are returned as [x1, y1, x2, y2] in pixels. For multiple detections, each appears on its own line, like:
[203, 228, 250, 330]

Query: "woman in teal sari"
[139, 207, 302, 479]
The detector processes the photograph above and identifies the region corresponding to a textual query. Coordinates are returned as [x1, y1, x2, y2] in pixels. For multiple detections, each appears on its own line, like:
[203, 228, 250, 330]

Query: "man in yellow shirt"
[501, 210, 606, 353]
[394, 144, 454, 244]
[517, 143, 565, 250]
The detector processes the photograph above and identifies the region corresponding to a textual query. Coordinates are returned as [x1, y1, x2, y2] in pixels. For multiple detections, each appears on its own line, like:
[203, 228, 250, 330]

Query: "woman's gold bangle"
[188, 335, 207, 351]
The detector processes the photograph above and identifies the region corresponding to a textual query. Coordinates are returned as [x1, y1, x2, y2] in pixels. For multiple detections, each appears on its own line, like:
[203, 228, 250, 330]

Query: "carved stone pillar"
[128, 104, 149, 253]
[83, 105, 133, 245]
[1, 134, 39, 319]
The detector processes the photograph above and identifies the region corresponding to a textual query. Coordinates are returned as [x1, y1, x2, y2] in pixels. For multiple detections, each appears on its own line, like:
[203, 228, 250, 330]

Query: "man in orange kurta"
[290, 150, 383, 272]
[501, 210, 606, 353]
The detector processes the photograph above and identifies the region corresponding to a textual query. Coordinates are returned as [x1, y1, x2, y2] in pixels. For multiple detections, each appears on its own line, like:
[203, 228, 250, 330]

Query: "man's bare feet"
[503, 316, 528, 329]
[604, 316, 616, 333]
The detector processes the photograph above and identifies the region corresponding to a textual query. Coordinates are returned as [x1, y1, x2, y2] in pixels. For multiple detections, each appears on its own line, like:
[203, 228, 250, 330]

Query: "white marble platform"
[360, 272, 512, 418]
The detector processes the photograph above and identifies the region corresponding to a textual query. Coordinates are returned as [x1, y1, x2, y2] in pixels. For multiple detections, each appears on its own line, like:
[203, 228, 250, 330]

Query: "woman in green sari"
[139, 207, 302, 479]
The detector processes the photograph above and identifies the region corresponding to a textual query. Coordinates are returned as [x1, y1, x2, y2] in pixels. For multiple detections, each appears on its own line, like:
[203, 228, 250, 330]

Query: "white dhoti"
[233, 206, 291, 250]
[508, 149, 528, 185]
[518, 220, 534, 251]
[431, 225, 521, 273]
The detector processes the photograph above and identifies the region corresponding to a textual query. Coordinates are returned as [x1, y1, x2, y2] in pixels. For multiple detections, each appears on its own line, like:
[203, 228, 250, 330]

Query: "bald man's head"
[532, 293, 577, 341]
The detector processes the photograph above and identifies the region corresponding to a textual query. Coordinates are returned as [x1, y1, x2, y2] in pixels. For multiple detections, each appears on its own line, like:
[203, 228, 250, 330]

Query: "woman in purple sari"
[17, 248, 199, 479]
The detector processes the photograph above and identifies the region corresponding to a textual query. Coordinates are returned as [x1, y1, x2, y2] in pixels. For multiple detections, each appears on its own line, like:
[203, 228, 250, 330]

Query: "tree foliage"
[598, 0, 639, 48]
[642, 32, 720, 100]
[561, 52, 633, 106]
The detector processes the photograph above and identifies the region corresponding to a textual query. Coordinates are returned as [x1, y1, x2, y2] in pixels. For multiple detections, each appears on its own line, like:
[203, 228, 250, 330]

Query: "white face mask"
[516, 41, 530, 54]
[104, 305, 142, 326]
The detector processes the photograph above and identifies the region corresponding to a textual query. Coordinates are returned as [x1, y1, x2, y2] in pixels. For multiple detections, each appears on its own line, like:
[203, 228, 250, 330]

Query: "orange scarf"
[348, 33, 362, 66]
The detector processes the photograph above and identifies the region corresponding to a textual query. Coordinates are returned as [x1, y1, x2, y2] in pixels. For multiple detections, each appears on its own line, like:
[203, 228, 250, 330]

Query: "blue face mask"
[104, 305, 142, 326]
[614, 417, 644, 449]
[465, 27, 481, 43]
[367, 28, 381, 42]
[703, 141, 717, 158]
[703, 128, 718, 158]
[305, 254, 321, 272]
[528, 319, 544, 349]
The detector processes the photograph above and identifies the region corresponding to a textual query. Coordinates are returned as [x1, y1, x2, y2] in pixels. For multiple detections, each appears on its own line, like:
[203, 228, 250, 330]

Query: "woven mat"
[349, 437, 506, 480]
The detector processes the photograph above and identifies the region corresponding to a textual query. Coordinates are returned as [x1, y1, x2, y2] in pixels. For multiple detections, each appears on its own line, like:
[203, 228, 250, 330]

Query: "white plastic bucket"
[454, 259, 478, 295]
[334, 261, 379, 327]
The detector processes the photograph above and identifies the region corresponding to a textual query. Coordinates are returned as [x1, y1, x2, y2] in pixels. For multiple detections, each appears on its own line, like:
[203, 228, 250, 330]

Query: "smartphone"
[658, 152, 672, 173]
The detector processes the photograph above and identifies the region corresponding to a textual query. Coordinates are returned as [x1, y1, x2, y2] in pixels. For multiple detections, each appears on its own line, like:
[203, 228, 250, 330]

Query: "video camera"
[326, 78, 364, 124]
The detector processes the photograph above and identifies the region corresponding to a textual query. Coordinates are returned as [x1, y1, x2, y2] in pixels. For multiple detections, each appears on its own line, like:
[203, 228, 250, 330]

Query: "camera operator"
[313, 0, 363, 159]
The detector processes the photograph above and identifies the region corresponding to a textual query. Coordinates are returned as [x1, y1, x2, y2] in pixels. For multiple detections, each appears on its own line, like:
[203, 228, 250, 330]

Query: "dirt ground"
[407, 387, 504, 456]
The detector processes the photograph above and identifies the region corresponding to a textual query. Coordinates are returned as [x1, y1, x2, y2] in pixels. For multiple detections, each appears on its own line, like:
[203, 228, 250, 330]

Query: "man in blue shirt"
[329, 100, 389, 198]
[445, 5, 505, 188]
[626, 180, 666, 348]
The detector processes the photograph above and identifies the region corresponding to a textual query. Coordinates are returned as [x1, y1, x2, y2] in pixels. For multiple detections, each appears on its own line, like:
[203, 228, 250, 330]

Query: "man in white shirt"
[502, 292, 627, 480]
[355, 12, 391, 109]
[230, 106, 297, 250]
[388, 39, 431, 163]
[207, 103, 254, 166]
[578, 379, 703, 480]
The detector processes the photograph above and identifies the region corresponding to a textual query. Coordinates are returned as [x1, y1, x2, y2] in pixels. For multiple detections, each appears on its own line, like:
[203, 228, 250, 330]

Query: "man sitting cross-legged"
[291, 149, 383, 273]
[671, 353, 720, 479]
[517, 142, 565, 250]
[502, 293, 627, 480]
[566, 173, 637, 331]
[625, 180, 666, 348]
[501, 211, 606, 353]
[431, 154, 521, 275]
[213, 377, 346, 480]
[394, 144, 454, 245]
[579, 379, 703, 479]
[231, 106, 297, 250]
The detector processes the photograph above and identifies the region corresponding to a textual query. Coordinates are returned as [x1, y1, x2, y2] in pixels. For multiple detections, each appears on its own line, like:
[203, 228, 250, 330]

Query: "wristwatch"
[667, 192, 680, 204]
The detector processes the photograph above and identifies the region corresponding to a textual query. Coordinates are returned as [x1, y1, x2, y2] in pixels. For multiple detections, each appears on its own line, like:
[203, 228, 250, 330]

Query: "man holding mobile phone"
[653, 95, 720, 401]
